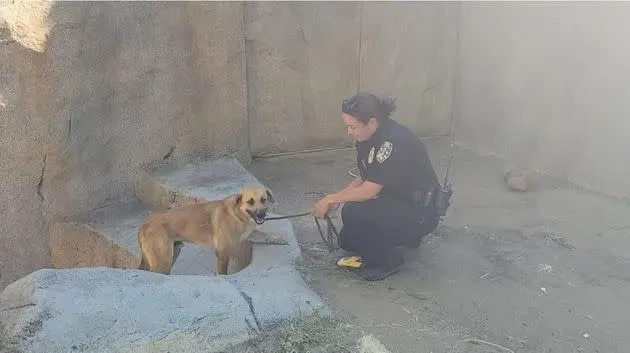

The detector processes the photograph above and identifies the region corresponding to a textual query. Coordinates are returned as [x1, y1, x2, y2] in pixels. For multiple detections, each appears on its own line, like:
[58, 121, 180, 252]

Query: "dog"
[137, 186, 286, 275]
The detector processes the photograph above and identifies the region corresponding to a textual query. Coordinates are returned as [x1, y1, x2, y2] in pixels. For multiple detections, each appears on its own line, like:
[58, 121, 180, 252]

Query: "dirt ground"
[247, 137, 630, 353]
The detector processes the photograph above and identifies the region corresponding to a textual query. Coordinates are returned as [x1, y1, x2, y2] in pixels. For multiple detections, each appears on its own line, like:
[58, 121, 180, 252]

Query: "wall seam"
[357, 1, 363, 93]
[242, 2, 252, 163]
[449, 1, 463, 141]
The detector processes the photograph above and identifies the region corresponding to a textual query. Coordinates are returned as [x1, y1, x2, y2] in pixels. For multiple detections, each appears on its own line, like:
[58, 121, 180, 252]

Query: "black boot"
[357, 253, 404, 281]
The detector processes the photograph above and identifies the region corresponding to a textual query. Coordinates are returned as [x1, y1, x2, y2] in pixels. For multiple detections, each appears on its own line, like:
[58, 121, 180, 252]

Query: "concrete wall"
[359, 2, 459, 138]
[0, 2, 249, 289]
[246, 2, 458, 155]
[245, 2, 361, 154]
[454, 2, 630, 198]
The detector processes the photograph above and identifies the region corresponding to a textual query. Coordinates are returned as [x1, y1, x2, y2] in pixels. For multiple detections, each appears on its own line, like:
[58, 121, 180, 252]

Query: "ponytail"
[379, 96, 397, 120]
[342, 92, 397, 124]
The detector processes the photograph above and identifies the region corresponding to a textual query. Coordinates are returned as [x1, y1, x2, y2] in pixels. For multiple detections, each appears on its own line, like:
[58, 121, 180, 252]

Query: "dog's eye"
[247, 198, 255, 205]
[260, 197, 266, 203]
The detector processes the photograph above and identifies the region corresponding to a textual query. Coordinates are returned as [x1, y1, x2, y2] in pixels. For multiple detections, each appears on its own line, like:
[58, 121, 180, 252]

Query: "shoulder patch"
[376, 141, 393, 163]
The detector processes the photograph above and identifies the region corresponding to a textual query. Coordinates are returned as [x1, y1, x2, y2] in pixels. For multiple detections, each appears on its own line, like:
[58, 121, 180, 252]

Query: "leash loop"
[314, 215, 340, 251]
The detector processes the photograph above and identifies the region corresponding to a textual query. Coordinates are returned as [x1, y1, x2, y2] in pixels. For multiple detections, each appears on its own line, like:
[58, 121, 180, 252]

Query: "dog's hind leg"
[142, 229, 175, 274]
[138, 227, 150, 271]
[139, 253, 149, 271]
[153, 242, 174, 275]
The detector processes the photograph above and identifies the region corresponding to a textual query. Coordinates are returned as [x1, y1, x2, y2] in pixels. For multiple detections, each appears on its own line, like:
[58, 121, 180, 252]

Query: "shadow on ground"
[247, 136, 630, 353]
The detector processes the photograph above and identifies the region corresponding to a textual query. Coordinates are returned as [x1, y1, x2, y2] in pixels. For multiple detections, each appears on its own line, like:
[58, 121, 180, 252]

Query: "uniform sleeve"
[364, 139, 401, 186]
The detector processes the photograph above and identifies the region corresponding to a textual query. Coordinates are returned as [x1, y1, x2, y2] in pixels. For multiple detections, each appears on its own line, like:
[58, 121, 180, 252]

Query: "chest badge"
[368, 147, 375, 164]
[376, 140, 393, 163]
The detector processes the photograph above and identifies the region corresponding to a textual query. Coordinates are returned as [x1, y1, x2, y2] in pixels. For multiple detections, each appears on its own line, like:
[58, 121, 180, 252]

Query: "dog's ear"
[265, 189, 276, 203]
[235, 192, 243, 205]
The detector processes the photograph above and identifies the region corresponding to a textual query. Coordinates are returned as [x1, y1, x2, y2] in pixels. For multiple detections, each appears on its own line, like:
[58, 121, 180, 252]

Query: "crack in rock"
[67, 116, 72, 142]
[36, 154, 47, 201]
[1, 303, 35, 312]
[244, 317, 258, 336]
[238, 290, 261, 334]
[163, 145, 175, 160]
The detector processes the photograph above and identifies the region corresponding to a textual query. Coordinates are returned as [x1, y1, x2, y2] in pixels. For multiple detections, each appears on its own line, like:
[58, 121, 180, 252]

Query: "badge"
[376, 141, 393, 163]
[368, 147, 375, 164]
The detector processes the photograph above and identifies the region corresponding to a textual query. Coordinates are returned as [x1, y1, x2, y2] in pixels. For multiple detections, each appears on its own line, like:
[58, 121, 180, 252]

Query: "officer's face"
[342, 113, 377, 142]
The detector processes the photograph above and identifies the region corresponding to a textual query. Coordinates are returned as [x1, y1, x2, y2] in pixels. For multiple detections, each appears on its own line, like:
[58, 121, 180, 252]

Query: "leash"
[264, 212, 311, 221]
[265, 212, 340, 251]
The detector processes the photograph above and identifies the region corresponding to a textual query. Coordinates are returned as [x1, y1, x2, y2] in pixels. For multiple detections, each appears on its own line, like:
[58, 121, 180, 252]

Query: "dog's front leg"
[249, 229, 288, 245]
[234, 240, 253, 271]
[215, 250, 230, 275]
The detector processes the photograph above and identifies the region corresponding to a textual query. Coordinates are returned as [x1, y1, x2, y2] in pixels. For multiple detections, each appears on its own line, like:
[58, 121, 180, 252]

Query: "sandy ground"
[247, 136, 630, 353]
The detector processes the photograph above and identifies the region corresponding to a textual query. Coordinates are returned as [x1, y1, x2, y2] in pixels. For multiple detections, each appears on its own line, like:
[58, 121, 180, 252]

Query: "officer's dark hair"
[341, 92, 396, 125]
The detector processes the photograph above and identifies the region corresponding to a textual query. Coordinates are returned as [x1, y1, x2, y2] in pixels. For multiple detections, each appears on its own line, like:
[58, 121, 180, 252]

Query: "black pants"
[337, 195, 439, 267]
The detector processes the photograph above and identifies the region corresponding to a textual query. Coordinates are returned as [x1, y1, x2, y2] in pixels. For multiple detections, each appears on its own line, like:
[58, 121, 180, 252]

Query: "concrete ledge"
[49, 221, 137, 270]
[50, 199, 150, 270]
[135, 157, 264, 210]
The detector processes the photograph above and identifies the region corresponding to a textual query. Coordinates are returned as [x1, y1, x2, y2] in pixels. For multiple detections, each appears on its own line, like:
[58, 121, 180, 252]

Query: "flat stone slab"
[136, 157, 265, 210]
[73, 199, 152, 264]
[0, 267, 324, 353]
[49, 199, 152, 270]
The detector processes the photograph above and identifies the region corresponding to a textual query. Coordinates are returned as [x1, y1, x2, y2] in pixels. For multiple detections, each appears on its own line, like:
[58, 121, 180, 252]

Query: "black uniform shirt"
[355, 118, 439, 204]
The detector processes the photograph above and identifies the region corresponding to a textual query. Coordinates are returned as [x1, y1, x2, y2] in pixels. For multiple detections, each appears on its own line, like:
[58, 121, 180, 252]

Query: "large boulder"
[0, 266, 324, 353]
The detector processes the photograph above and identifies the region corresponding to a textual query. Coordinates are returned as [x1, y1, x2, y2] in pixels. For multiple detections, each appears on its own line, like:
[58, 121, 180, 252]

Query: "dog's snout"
[256, 210, 266, 219]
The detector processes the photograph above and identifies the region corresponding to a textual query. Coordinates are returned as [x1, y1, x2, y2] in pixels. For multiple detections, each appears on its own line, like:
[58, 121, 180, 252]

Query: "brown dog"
[137, 186, 286, 275]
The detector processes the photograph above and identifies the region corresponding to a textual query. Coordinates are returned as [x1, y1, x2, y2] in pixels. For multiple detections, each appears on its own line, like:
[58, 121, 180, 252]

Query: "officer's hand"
[312, 196, 332, 219]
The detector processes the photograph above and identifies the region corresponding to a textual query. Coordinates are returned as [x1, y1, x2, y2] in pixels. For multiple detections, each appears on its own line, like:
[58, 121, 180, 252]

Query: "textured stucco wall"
[454, 3, 630, 197]
[0, 2, 248, 289]
[246, 2, 459, 155]
[359, 2, 459, 138]
[245, 1, 361, 155]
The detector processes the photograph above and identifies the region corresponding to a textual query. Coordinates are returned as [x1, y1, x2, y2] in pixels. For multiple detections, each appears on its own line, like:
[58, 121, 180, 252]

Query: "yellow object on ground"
[337, 256, 362, 268]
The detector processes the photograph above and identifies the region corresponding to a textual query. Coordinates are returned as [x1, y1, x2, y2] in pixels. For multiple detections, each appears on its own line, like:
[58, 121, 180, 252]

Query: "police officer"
[312, 92, 441, 281]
